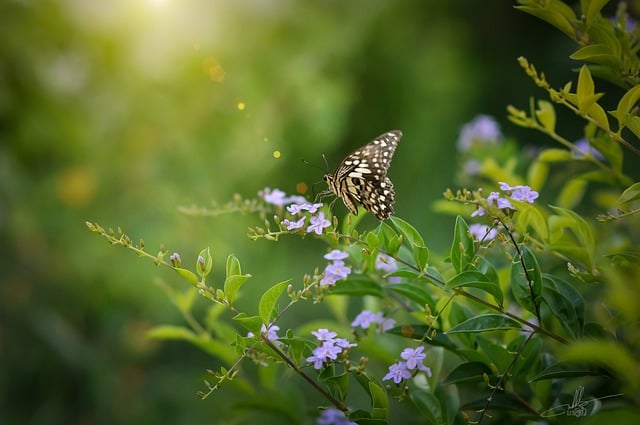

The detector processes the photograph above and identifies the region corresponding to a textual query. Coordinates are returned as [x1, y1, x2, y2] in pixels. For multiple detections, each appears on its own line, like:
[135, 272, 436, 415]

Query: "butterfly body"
[323, 130, 401, 220]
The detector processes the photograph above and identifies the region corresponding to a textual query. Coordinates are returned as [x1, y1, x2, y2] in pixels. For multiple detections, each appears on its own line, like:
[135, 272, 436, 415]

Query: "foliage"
[87, 1, 640, 424]
[86, 2, 640, 421]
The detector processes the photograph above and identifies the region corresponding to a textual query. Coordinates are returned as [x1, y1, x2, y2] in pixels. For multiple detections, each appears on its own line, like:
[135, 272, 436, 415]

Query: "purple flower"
[306, 202, 324, 213]
[320, 260, 351, 286]
[351, 310, 382, 329]
[334, 338, 357, 349]
[324, 250, 349, 261]
[379, 317, 396, 331]
[263, 188, 288, 206]
[307, 342, 343, 369]
[169, 252, 181, 267]
[400, 346, 430, 374]
[471, 207, 486, 217]
[510, 185, 539, 204]
[248, 324, 280, 341]
[307, 212, 331, 235]
[457, 115, 503, 151]
[469, 223, 498, 241]
[283, 217, 306, 230]
[498, 181, 513, 191]
[351, 310, 395, 332]
[383, 361, 412, 384]
[317, 408, 357, 425]
[312, 328, 337, 342]
[286, 195, 309, 205]
[287, 203, 305, 214]
[375, 253, 398, 273]
[487, 191, 514, 210]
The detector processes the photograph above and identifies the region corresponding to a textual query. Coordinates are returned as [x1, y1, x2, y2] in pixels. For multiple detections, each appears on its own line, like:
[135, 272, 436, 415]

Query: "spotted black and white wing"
[324, 130, 401, 220]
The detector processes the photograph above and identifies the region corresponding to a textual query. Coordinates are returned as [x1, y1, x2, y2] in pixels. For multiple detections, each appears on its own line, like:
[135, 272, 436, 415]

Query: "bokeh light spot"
[237, 102, 246, 111]
[273, 150, 281, 158]
[296, 181, 309, 194]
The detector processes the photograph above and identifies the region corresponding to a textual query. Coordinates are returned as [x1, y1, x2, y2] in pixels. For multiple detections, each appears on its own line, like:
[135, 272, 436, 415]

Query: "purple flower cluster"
[306, 328, 357, 370]
[472, 181, 539, 217]
[262, 188, 332, 235]
[351, 310, 396, 333]
[317, 408, 357, 425]
[383, 346, 432, 384]
[262, 188, 308, 206]
[456, 115, 503, 152]
[320, 250, 351, 286]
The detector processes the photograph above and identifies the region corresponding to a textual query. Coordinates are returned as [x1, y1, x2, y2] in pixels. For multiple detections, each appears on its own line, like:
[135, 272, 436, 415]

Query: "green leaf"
[548, 205, 595, 270]
[450, 216, 474, 274]
[321, 370, 349, 403]
[444, 314, 521, 334]
[616, 182, 640, 205]
[515, 1, 577, 40]
[443, 361, 492, 384]
[576, 65, 598, 112]
[390, 216, 425, 247]
[538, 148, 574, 162]
[543, 275, 585, 336]
[225, 253, 241, 277]
[516, 203, 549, 240]
[614, 83, 640, 124]
[559, 340, 640, 391]
[196, 247, 214, 278]
[232, 313, 263, 335]
[172, 267, 199, 287]
[410, 388, 443, 425]
[529, 362, 609, 382]
[223, 254, 251, 305]
[570, 44, 619, 67]
[224, 274, 251, 306]
[369, 381, 389, 411]
[535, 100, 556, 132]
[390, 216, 429, 271]
[556, 178, 588, 209]
[447, 270, 503, 307]
[146, 325, 236, 363]
[476, 336, 512, 371]
[386, 281, 436, 309]
[583, 0, 609, 27]
[258, 280, 290, 324]
[510, 245, 543, 315]
[329, 279, 385, 297]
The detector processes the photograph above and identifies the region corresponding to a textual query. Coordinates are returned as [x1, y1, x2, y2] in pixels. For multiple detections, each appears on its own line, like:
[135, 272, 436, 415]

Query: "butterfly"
[323, 130, 401, 220]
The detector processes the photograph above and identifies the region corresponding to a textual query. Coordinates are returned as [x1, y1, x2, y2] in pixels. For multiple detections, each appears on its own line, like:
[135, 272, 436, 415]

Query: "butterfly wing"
[329, 130, 401, 220]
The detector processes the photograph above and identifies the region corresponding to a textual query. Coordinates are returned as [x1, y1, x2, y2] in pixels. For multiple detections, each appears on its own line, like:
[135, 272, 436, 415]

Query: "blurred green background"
[0, 0, 597, 424]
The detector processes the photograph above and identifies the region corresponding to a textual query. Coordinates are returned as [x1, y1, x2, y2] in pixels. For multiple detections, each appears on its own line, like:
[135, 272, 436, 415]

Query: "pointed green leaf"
[390, 216, 428, 271]
[329, 279, 385, 297]
[616, 182, 640, 205]
[258, 280, 290, 324]
[447, 270, 503, 307]
[445, 314, 521, 334]
[443, 361, 492, 384]
[450, 216, 474, 274]
[232, 313, 263, 334]
[510, 245, 543, 315]
[535, 100, 556, 132]
[196, 247, 214, 278]
[226, 253, 241, 277]
[224, 274, 251, 305]
[577, 65, 595, 112]
[172, 267, 199, 287]
[529, 362, 606, 382]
